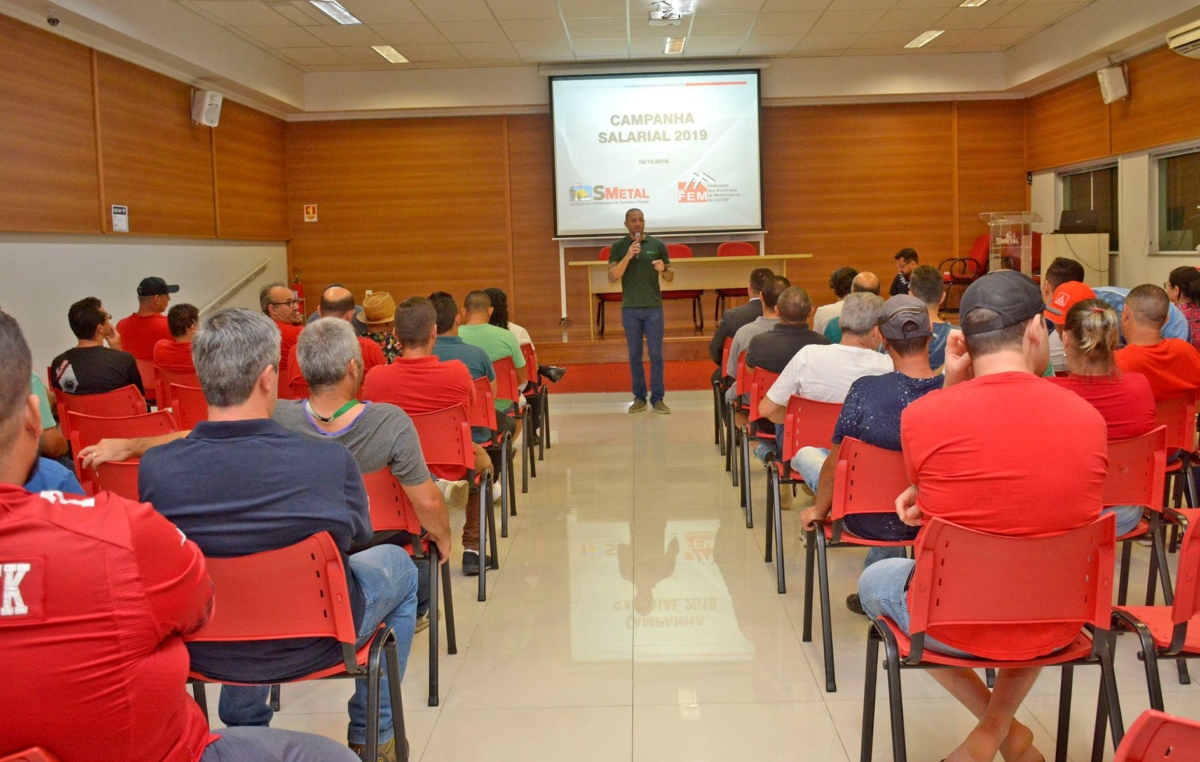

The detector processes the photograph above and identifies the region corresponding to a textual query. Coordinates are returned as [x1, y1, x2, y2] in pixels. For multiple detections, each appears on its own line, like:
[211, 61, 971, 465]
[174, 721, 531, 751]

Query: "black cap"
[877, 295, 932, 340]
[959, 271, 1044, 336]
[137, 277, 179, 297]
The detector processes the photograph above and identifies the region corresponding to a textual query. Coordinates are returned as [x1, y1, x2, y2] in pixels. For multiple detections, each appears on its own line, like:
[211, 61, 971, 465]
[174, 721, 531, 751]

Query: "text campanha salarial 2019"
[599, 113, 708, 144]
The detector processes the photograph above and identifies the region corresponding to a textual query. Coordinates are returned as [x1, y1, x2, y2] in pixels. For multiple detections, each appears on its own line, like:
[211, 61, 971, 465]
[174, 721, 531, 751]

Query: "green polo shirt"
[459, 323, 525, 410]
[609, 235, 670, 309]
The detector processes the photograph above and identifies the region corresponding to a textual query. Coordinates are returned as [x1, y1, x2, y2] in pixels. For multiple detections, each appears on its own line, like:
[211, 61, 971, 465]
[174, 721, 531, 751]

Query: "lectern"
[980, 212, 1043, 276]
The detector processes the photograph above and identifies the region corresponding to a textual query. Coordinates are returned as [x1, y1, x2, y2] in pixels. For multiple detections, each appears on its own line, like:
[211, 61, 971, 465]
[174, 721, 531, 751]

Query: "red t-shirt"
[116, 313, 172, 361]
[900, 371, 1108, 660]
[284, 337, 386, 398]
[360, 355, 475, 416]
[1049, 372, 1156, 441]
[153, 338, 195, 372]
[274, 320, 305, 400]
[0, 485, 215, 762]
[1115, 339, 1200, 403]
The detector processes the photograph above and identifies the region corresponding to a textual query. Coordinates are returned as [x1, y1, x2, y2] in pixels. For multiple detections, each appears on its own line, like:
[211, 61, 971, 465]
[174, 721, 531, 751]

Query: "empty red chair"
[155, 366, 200, 410]
[494, 356, 535, 493]
[1113, 710, 1200, 762]
[0, 749, 61, 762]
[714, 241, 756, 319]
[1103, 427, 1169, 606]
[185, 532, 405, 762]
[66, 410, 175, 493]
[595, 246, 622, 336]
[469, 376, 514, 538]
[663, 243, 704, 331]
[169, 384, 208, 430]
[939, 234, 989, 312]
[56, 384, 146, 443]
[361, 468, 457, 707]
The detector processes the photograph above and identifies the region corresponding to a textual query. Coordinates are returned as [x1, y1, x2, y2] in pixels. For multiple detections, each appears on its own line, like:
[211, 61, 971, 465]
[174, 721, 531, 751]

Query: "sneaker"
[414, 612, 430, 634]
[652, 401, 671, 415]
[846, 594, 866, 617]
[436, 478, 470, 512]
[462, 550, 494, 576]
[628, 399, 648, 414]
[349, 736, 400, 762]
[543, 366, 567, 383]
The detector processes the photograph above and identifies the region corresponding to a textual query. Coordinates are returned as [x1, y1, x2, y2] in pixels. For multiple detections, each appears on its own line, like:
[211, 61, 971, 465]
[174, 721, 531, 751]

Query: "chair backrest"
[667, 243, 693, 259]
[156, 366, 200, 408]
[907, 515, 1115, 661]
[135, 359, 157, 402]
[469, 376, 499, 431]
[91, 460, 141, 501]
[733, 351, 748, 396]
[829, 437, 911, 522]
[1103, 426, 1167, 511]
[968, 234, 989, 270]
[520, 343, 539, 384]
[782, 396, 843, 461]
[0, 748, 62, 762]
[745, 367, 780, 425]
[720, 337, 733, 377]
[66, 410, 176, 456]
[361, 468, 423, 541]
[409, 404, 474, 481]
[598, 246, 611, 261]
[1167, 506, 1200, 629]
[57, 385, 146, 440]
[493, 356, 521, 407]
[170, 384, 208, 430]
[185, 533, 358, 663]
[1114, 709, 1200, 762]
[1154, 395, 1197, 454]
[717, 241, 756, 258]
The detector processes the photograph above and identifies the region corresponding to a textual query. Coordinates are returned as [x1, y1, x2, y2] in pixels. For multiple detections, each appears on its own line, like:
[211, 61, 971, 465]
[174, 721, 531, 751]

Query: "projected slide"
[551, 71, 762, 238]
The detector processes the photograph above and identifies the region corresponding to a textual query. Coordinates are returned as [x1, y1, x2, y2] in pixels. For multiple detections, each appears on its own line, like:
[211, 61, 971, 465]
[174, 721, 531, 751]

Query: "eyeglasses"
[270, 299, 299, 307]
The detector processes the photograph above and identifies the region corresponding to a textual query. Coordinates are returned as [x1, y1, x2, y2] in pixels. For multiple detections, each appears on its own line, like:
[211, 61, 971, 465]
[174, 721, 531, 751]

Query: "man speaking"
[608, 208, 673, 414]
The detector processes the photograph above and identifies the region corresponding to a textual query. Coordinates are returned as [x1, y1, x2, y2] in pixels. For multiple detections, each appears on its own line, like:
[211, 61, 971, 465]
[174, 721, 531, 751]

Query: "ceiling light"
[904, 30, 944, 48]
[664, 37, 686, 54]
[372, 45, 409, 64]
[959, 0, 990, 6]
[309, 1, 361, 25]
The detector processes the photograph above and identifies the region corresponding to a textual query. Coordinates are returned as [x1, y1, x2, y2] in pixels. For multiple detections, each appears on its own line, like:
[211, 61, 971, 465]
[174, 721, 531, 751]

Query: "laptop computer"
[1057, 209, 1099, 234]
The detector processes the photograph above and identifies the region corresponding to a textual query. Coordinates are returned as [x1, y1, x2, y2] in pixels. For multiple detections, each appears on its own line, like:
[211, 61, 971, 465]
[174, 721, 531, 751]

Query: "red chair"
[764, 396, 842, 594]
[1157, 395, 1197, 514]
[1104, 427, 1169, 606]
[470, 376, 514, 538]
[409, 405, 496, 602]
[663, 243, 704, 331]
[155, 366, 199, 411]
[724, 351, 749, 492]
[135, 358, 157, 405]
[714, 241, 757, 320]
[595, 247, 622, 336]
[185, 532, 407, 762]
[519, 342, 548, 459]
[56, 384, 146, 444]
[803, 438, 914, 693]
[169, 384, 208, 430]
[939, 234, 989, 313]
[494, 356, 535, 493]
[861, 515, 1124, 762]
[361, 468, 457, 707]
[89, 460, 141, 501]
[1113, 710, 1200, 762]
[66, 410, 175, 493]
[738, 366, 780, 529]
[712, 337, 732, 453]
[0, 749, 61, 762]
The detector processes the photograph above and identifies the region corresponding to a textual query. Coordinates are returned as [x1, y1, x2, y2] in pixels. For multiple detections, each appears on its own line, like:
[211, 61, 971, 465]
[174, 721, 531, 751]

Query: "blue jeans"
[1105, 504, 1144, 537]
[218, 545, 419, 746]
[622, 307, 665, 404]
[203, 727, 360, 761]
[857, 557, 973, 657]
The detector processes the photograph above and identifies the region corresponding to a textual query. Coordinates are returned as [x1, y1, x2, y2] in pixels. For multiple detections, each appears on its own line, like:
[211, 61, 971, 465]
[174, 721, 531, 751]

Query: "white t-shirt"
[765, 343, 895, 406]
[812, 300, 845, 335]
[507, 321, 533, 349]
[1048, 329, 1067, 373]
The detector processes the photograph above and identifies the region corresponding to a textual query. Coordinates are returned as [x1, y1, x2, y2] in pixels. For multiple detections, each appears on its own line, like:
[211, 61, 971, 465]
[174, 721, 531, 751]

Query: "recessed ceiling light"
[904, 30, 945, 48]
[309, 1, 361, 25]
[959, 0, 990, 6]
[664, 37, 686, 54]
[372, 45, 409, 64]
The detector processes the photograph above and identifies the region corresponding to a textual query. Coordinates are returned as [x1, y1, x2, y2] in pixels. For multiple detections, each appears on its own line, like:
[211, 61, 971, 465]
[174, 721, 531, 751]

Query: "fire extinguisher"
[292, 271, 306, 317]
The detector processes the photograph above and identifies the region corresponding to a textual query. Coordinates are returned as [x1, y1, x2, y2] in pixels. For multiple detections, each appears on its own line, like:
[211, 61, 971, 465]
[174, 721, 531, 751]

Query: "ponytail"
[1064, 298, 1119, 368]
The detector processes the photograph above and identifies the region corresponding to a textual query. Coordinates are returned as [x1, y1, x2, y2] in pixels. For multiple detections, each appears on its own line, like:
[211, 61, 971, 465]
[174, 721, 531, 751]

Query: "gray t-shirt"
[273, 400, 428, 486]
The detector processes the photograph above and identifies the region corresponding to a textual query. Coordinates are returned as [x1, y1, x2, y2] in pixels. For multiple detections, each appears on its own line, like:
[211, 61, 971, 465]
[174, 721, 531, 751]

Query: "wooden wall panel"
[96, 53, 216, 237]
[956, 100, 1028, 260]
[1111, 46, 1200, 155]
[505, 114, 564, 332]
[285, 117, 510, 303]
[214, 100, 289, 240]
[0, 15, 100, 233]
[1025, 76, 1109, 172]
[762, 102, 956, 307]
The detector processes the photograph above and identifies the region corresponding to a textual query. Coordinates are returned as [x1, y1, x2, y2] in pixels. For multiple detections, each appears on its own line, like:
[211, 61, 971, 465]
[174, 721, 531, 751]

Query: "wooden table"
[569, 254, 813, 338]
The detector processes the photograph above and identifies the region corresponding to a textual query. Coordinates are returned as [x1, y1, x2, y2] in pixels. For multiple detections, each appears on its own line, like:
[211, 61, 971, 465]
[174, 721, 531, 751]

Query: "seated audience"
[358, 290, 401, 363]
[1114, 284, 1200, 402]
[306, 283, 367, 335]
[860, 270, 1107, 762]
[152, 303, 199, 371]
[485, 286, 566, 384]
[725, 275, 791, 395]
[361, 297, 495, 576]
[30, 371, 67, 459]
[1040, 257, 1086, 372]
[889, 248, 918, 296]
[794, 295, 940, 612]
[1165, 265, 1200, 351]
[138, 308, 417, 762]
[1095, 285, 1191, 345]
[1047, 292, 1154, 536]
[50, 297, 143, 396]
[710, 267, 773, 384]
[459, 290, 527, 440]
[284, 286, 385, 398]
[430, 291, 512, 448]
[908, 264, 953, 369]
[0, 310, 358, 762]
[813, 266, 857, 335]
[116, 276, 178, 361]
[824, 271, 881, 343]
[259, 281, 304, 396]
[746, 286, 829, 375]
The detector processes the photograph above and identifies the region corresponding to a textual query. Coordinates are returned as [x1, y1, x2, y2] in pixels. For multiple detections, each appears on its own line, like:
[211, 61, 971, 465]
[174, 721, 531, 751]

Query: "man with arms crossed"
[609, 208, 673, 414]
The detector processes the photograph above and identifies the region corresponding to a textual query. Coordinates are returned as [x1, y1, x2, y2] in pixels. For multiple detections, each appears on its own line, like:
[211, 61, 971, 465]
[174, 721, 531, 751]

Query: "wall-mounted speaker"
[1097, 66, 1128, 104]
[191, 90, 223, 127]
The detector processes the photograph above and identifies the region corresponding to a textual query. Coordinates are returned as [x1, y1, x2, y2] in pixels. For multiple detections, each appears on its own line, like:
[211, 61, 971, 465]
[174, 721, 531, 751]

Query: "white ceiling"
[176, 0, 1096, 71]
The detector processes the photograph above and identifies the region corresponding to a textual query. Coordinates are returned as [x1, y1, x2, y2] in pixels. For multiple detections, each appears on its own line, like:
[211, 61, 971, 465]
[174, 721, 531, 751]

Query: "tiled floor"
[217, 391, 1200, 761]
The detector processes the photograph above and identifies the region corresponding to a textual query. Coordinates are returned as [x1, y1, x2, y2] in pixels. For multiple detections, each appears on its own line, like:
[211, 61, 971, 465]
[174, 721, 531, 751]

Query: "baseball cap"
[1044, 281, 1096, 325]
[137, 277, 179, 297]
[876, 295, 932, 340]
[959, 271, 1045, 336]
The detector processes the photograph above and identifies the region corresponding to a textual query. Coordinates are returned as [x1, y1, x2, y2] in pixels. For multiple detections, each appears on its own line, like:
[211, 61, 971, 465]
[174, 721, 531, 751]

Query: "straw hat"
[356, 291, 396, 327]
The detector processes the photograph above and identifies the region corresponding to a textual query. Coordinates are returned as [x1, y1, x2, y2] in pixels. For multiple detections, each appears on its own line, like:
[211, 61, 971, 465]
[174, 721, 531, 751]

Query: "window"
[1157, 150, 1200, 252]
[1062, 165, 1118, 250]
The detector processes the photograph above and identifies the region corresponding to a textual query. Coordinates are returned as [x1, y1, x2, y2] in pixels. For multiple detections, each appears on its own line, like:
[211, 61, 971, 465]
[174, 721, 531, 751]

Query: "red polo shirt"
[116, 313, 172, 361]
[360, 355, 475, 416]
[1115, 338, 1200, 403]
[274, 320, 305, 399]
[284, 337, 386, 398]
[153, 338, 195, 372]
[0, 485, 215, 761]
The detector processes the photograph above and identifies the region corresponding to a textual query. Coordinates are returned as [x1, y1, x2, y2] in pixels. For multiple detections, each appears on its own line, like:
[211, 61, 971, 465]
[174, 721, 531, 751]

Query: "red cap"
[1044, 281, 1096, 325]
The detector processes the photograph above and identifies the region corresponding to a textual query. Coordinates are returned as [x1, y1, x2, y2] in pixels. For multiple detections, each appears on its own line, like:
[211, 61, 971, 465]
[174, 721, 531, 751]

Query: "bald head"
[320, 286, 356, 320]
[852, 272, 881, 295]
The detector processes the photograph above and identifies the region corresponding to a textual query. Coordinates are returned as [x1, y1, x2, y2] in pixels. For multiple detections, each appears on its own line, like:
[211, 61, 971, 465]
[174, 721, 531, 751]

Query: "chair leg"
[764, 470, 774, 561]
[773, 481, 786, 594]
[1057, 665, 1073, 762]
[696, 296, 704, 332]
[596, 300, 604, 337]
[269, 683, 280, 711]
[985, 668, 996, 689]
[478, 475, 489, 603]
[861, 628, 881, 762]
[498, 446, 509, 540]
[712, 382, 723, 449]
[487, 498, 499, 571]
[542, 390, 551, 451]
[537, 392, 546, 462]
[816, 532, 836, 691]
[507, 447, 517, 518]
[525, 408, 537, 480]
[521, 428, 529, 494]
[802, 530, 816, 641]
[364, 635, 383, 762]
[1152, 522, 1175, 607]
[384, 636, 408, 762]
[1100, 631, 1126, 751]
[883, 637, 908, 762]
[742, 426, 753, 521]
[1117, 539, 1132, 606]
[441, 561, 457, 655]
[427, 552, 440, 707]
